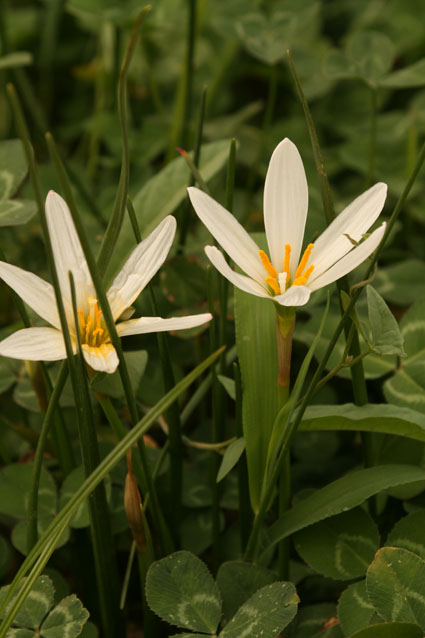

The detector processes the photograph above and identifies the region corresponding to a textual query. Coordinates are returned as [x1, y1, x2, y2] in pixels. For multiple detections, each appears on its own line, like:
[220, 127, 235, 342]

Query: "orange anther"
[259, 250, 278, 279]
[283, 244, 291, 277]
[265, 277, 281, 295]
[295, 243, 314, 279]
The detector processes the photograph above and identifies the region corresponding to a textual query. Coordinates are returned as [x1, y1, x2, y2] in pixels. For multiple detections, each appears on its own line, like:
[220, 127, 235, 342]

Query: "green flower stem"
[0, 348, 223, 637]
[275, 311, 294, 579]
[208, 266, 222, 570]
[126, 196, 183, 540]
[178, 84, 207, 252]
[46, 133, 173, 556]
[97, 7, 151, 275]
[69, 273, 123, 637]
[234, 362, 252, 551]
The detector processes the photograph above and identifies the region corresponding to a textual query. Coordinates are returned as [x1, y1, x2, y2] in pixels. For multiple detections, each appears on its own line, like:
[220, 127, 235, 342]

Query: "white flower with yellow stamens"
[0, 191, 212, 374]
[188, 138, 387, 308]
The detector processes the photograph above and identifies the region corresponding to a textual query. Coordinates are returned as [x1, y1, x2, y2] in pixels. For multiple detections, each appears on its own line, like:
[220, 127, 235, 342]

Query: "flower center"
[77, 297, 109, 347]
[258, 243, 315, 296]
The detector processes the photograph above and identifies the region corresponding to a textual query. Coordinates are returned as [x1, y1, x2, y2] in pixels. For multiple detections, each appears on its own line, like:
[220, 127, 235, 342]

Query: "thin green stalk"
[7, 81, 75, 490]
[45, 132, 173, 555]
[178, 84, 207, 251]
[0, 347, 223, 637]
[234, 362, 251, 551]
[26, 364, 69, 553]
[207, 266, 221, 569]
[126, 196, 183, 539]
[287, 51, 372, 461]
[166, 0, 197, 161]
[97, 7, 151, 274]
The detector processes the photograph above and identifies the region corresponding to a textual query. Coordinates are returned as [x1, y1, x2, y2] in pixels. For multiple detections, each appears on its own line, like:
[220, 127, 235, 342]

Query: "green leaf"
[347, 31, 394, 85]
[0, 464, 56, 520]
[375, 260, 425, 306]
[145, 551, 222, 633]
[0, 358, 18, 394]
[107, 140, 231, 279]
[292, 603, 342, 637]
[0, 199, 37, 227]
[299, 403, 425, 443]
[217, 438, 245, 483]
[216, 561, 277, 622]
[0, 537, 11, 580]
[219, 582, 299, 638]
[324, 31, 394, 86]
[236, 12, 293, 65]
[366, 547, 425, 629]
[337, 580, 375, 635]
[349, 623, 424, 638]
[265, 465, 425, 553]
[217, 375, 235, 400]
[296, 309, 396, 380]
[0, 575, 54, 629]
[234, 240, 279, 511]
[294, 507, 379, 580]
[41, 594, 89, 638]
[383, 299, 425, 414]
[0, 140, 28, 201]
[90, 350, 148, 398]
[366, 286, 405, 356]
[380, 58, 425, 88]
[0, 52, 32, 70]
[387, 511, 425, 561]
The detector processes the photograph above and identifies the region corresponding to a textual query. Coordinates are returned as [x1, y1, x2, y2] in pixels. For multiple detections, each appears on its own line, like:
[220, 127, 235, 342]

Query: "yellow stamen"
[77, 309, 85, 331]
[283, 244, 291, 277]
[295, 243, 314, 279]
[266, 277, 281, 295]
[293, 265, 315, 286]
[259, 250, 278, 279]
[85, 315, 92, 344]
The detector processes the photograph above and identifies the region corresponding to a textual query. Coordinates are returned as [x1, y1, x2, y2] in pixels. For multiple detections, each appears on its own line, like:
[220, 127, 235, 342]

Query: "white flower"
[188, 138, 387, 308]
[0, 191, 212, 374]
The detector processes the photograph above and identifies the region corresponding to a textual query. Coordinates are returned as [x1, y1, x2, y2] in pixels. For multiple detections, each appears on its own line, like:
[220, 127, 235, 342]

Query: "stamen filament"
[295, 243, 314, 279]
[293, 265, 315, 286]
[266, 277, 281, 295]
[259, 250, 278, 279]
[283, 244, 291, 277]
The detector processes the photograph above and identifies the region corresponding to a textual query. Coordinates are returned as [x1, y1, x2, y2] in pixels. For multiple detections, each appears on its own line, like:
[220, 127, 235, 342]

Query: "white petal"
[0, 261, 61, 329]
[116, 313, 212, 337]
[82, 343, 119, 373]
[264, 138, 308, 277]
[309, 182, 387, 280]
[45, 190, 94, 308]
[275, 285, 311, 307]
[107, 216, 176, 320]
[0, 327, 68, 361]
[309, 223, 386, 291]
[188, 187, 265, 284]
[205, 246, 270, 298]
